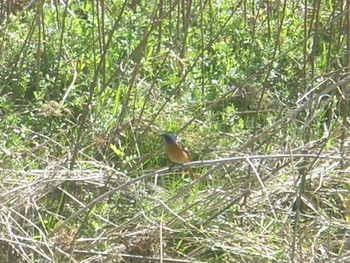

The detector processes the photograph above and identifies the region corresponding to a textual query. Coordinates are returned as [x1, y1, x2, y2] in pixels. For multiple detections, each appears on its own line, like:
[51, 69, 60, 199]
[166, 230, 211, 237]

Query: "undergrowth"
[0, 0, 349, 262]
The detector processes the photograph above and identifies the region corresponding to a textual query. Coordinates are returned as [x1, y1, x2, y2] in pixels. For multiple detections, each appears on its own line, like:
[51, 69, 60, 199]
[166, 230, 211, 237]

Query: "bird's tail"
[187, 166, 195, 180]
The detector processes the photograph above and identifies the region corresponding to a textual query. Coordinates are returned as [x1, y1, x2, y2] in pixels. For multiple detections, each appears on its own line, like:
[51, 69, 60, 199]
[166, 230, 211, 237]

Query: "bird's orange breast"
[165, 143, 191, 164]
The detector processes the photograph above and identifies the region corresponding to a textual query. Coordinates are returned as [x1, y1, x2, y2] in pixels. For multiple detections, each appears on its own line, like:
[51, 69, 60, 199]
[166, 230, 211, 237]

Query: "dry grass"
[1, 1, 350, 262]
[1, 145, 349, 262]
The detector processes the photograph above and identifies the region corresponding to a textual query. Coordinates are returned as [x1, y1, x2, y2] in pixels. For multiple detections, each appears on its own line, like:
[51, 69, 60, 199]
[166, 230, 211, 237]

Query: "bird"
[161, 132, 195, 180]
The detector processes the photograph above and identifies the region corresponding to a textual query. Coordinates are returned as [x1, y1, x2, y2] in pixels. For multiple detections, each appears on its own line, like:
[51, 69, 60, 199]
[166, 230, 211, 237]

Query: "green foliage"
[0, 0, 349, 262]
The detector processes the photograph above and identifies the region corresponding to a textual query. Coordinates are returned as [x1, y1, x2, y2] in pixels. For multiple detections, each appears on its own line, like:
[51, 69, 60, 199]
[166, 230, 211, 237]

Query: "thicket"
[0, 0, 349, 262]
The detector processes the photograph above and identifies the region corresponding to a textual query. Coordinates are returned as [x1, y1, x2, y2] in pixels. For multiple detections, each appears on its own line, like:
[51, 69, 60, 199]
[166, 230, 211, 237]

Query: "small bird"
[161, 132, 195, 180]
